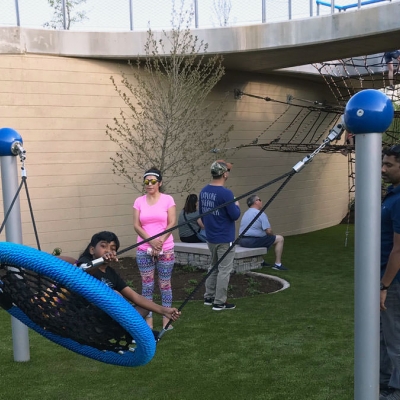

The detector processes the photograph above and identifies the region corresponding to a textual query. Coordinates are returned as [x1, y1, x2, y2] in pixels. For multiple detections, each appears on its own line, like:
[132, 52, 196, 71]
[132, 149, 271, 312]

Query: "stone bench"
[174, 242, 267, 273]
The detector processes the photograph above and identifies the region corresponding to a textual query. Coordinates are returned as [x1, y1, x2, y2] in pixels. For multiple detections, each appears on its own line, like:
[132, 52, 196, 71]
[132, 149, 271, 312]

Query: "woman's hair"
[79, 231, 120, 260]
[183, 194, 198, 214]
[143, 167, 162, 182]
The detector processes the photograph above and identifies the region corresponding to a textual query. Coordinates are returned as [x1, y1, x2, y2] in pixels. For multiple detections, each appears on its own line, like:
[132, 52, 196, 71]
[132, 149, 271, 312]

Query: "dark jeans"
[381, 280, 400, 389]
[239, 235, 276, 249]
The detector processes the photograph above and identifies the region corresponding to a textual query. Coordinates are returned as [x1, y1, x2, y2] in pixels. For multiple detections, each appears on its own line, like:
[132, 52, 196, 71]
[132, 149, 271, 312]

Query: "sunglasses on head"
[144, 179, 159, 185]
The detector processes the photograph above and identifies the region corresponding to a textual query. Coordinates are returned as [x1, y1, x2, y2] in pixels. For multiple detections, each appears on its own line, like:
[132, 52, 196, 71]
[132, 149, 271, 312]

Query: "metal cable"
[22, 177, 41, 250]
[0, 179, 24, 235]
[158, 170, 296, 338]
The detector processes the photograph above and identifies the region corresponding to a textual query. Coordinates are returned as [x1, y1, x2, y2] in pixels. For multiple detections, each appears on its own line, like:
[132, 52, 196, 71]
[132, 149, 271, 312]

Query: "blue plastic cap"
[344, 89, 394, 134]
[0, 128, 23, 156]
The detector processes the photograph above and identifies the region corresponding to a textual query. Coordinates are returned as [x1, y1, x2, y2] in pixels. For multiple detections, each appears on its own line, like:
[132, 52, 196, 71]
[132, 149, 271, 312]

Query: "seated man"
[238, 194, 287, 271]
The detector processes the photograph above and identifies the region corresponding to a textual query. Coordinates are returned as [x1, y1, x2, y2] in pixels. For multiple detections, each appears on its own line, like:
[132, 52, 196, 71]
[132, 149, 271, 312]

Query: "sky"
[0, 0, 382, 32]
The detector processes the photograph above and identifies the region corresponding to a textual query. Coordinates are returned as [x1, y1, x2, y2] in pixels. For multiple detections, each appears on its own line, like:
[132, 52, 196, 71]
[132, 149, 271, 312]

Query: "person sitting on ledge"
[178, 194, 207, 243]
[238, 194, 287, 271]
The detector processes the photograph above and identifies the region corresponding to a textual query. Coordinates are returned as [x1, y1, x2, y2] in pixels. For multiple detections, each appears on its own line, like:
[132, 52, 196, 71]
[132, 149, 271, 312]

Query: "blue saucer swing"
[0, 242, 156, 367]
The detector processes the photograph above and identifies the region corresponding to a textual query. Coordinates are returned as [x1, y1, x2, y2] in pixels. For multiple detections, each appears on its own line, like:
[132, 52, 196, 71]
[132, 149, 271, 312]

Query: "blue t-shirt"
[381, 185, 400, 281]
[239, 208, 270, 237]
[199, 184, 240, 243]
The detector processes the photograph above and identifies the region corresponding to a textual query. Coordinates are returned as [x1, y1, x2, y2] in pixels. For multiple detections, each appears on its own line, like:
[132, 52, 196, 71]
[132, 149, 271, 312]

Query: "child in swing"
[72, 231, 181, 327]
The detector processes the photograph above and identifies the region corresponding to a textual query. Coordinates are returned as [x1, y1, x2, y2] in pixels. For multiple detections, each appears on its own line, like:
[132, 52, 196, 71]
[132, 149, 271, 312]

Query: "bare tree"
[44, 0, 88, 30]
[212, 0, 232, 27]
[106, 3, 233, 194]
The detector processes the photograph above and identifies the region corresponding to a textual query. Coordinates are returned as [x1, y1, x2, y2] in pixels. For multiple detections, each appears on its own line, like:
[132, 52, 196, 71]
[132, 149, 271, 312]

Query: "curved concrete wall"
[2, 1, 400, 72]
[0, 54, 348, 257]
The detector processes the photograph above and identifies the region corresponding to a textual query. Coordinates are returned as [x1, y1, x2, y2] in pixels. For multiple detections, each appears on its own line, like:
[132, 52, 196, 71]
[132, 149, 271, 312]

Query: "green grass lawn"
[0, 225, 354, 400]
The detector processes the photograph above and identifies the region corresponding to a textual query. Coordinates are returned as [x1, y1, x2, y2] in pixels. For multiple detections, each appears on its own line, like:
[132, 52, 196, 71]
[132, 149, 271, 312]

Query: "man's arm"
[381, 232, 400, 286]
[225, 193, 241, 221]
[261, 213, 272, 235]
[380, 232, 400, 310]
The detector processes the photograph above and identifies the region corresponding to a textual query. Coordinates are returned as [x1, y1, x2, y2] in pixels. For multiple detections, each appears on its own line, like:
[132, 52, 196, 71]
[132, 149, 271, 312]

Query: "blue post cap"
[344, 89, 394, 134]
[0, 128, 23, 156]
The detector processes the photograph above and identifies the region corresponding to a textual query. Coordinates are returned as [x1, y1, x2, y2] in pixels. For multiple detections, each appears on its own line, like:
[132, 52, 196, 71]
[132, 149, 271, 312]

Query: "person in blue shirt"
[384, 51, 400, 91]
[379, 145, 400, 400]
[199, 160, 240, 311]
[238, 194, 287, 271]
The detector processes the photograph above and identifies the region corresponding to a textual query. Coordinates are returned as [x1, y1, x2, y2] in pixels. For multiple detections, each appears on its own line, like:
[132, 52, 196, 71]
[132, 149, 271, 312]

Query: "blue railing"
[316, 0, 390, 14]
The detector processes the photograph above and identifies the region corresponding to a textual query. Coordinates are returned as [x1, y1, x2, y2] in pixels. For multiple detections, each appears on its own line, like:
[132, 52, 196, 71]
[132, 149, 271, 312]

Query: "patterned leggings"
[136, 249, 175, 311]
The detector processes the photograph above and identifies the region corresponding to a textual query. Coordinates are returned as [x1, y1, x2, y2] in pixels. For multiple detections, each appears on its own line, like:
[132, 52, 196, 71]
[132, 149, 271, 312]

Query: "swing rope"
[0, 178, 24, 236]
[0, 119, 345, 363]
[0, 146, 41, 250]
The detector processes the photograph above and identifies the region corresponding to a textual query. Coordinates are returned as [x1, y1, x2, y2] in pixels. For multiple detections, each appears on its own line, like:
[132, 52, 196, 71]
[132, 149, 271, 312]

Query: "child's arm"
[120, 286, 180, 321]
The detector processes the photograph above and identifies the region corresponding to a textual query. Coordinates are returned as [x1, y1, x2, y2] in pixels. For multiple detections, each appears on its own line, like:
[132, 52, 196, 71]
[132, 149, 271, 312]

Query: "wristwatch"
[380, 282, 390, 291]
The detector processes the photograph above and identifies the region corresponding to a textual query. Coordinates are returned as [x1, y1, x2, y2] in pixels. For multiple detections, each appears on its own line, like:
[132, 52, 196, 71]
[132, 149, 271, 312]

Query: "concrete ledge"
[174, 242, 267, 273]
[174, 242, 267, 258]
[246, 271, 290, 294]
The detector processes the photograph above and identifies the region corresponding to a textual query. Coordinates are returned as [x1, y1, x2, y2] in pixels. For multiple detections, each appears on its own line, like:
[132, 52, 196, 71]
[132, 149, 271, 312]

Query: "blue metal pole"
[262, 0, 266, 23]
[193, 0, 198, 28]
[14, 0, 20, 27]
[62, 0, 66, 29]
[129, 0, 133, 31]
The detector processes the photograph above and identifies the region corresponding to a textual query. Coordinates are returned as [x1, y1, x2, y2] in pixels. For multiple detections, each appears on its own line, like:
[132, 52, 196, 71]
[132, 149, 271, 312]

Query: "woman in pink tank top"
[133, 167, 176, 330]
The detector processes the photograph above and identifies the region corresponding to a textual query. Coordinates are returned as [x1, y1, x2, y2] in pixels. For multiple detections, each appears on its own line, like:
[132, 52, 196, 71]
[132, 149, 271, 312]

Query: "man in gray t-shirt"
[238, 194, 287, 271]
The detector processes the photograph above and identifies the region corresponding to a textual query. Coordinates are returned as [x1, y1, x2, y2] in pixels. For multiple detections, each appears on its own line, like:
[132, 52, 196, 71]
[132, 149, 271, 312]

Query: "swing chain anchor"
[78, 257, 106, 272]
[11, 141, 27, 176]
[292, 117, 346, 173]
[11, 141, 25, 158]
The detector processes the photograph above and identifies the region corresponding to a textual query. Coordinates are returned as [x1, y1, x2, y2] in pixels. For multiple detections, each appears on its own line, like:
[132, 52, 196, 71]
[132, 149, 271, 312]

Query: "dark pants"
[239, 235, 276, 249]
[180, 234, 203, 243]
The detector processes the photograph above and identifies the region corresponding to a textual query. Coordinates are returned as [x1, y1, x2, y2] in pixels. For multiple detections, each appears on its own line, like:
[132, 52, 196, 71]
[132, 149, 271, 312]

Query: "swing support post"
[344, 90, 394, 399]
[0, 127, 30, 362]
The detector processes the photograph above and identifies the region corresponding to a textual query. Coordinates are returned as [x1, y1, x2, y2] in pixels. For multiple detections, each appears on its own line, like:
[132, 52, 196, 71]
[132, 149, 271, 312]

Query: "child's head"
[80, 231, 120, 260]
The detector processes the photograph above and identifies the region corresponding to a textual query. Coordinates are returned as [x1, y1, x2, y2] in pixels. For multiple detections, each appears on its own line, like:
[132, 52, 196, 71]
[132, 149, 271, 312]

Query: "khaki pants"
[204, 242, 235, 305]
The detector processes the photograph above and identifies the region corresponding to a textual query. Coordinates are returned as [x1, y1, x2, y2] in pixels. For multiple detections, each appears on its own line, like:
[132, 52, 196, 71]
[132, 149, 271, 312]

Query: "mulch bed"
[112, 257, 283, 301]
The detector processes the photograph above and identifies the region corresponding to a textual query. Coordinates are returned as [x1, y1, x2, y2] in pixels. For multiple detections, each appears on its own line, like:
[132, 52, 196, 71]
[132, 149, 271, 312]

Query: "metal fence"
[0, 0, 394, 31]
